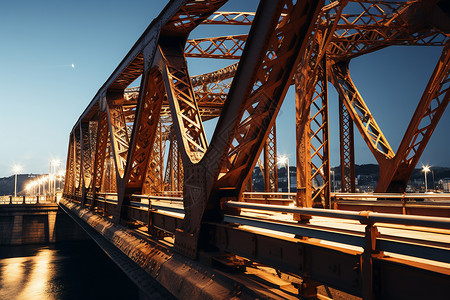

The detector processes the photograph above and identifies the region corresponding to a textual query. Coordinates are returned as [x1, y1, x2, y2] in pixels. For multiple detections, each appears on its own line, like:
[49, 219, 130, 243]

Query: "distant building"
[440, 178, 450, 193]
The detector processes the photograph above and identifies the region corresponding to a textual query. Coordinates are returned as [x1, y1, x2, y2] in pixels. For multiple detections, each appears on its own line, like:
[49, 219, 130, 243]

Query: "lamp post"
[278, 155, 290, 193]
[57, 170, 65, 191]
[12, 164, 23, 199]
[50, 159, 61, 200]
[422, 165, 430, 193]
[331, 170, 335, 193]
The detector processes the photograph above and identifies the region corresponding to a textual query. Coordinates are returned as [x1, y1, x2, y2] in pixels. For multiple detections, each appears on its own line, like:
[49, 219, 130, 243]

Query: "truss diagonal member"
[191, 62, 238, 87]
[90, 112, 108, 200]
[210, 0, 323, 195]
[124, 69, 165, 194]
[106, 95, 130, 181]
[143, 122, 167, 195]
[265, 124, 278, 193]
[296, 57, 330, 208]
[64, 135, 75, 196]
[185, 35, 247, 59]
[339, 95, 356, 193]
[330, 61, 394, 163]
[377, 42, 450, 192]
[295, 0, 347, 123]
[329, 0, 449, 61]
[161, 0, 228, 36]
[201, 11, 255, 25]
[164, 129, 184, 193]
[74, 128, 82, 194]
[310, 63, 330, 208]
[159, 40, 208, 164]
[81, 122, 92, 191]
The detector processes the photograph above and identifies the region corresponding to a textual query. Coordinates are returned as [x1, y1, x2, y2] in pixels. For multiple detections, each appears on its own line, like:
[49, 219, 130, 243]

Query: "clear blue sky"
[0, 0, 448, 178]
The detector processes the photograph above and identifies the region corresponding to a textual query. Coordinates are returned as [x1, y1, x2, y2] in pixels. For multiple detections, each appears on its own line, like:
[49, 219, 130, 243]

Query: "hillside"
[0, 174, 42, 196]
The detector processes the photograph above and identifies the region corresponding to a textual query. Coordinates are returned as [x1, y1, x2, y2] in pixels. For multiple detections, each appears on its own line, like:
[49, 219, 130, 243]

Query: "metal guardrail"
[74, 192, 450, 265]
[64, 191, 450, 299]
[224, 201, 450, 264]
[0, 195, 55, 204]
[225, 201, 450, 229]
[333, 192, 450, 201]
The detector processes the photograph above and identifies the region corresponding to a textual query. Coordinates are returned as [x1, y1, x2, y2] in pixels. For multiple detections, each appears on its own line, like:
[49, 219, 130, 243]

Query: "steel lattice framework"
[64, 0, 449, 261]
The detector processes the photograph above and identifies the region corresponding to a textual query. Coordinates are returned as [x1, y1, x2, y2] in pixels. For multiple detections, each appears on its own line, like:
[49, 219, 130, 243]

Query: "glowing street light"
[12, 164, 23, 198]
[49, 159, 61, 200]
[57, 170, 65, 191]
[278, 155, 290, 193]
[422, 165, 430, 193]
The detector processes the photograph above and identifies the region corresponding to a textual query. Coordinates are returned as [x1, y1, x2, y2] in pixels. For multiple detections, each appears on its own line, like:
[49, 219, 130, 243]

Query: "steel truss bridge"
[62, 0, 450, 299]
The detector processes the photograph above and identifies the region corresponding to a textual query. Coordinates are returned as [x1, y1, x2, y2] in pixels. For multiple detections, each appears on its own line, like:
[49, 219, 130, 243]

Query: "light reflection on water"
[0, 241, 139, 299]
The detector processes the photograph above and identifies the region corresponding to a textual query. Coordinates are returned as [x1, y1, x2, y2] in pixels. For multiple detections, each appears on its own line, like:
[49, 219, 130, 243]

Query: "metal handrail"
[225, 201, 450, 229]
[333, 192, 450, 200]
[131, 194, 183, 201]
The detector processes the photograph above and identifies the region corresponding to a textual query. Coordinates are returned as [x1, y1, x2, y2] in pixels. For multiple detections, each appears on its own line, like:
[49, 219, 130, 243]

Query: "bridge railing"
[242, 192, 295, 206]
[332, 192, 450, 217]
[119, 193, 450, 265]
[0, 195, 58, 205]
[64, 191, 450, 298]
[223, 201, 450, 263]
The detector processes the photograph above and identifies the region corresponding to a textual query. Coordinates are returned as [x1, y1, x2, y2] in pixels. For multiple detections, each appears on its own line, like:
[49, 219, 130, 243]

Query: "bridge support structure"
[62, 1, 450, 298]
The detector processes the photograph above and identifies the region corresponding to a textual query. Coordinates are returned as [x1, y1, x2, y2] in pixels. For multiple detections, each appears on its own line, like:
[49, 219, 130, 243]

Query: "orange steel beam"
[328, 0, 448, 61]
[264, 125, 278, 193]
[143, 121, 167, 195]
[123, 69, 165, 195]
[80, 122, 91, 205]
[64, 134, 75, 197]
[89, 112, 108, 206]
[378, 42, 450, 192]
[339, 95, 356, 193]
[159, 40, 208, 164]
[201, 11, 255, 25]
[73, 127, 82, 198]
[164, 129, 184, 193]
[207, 0, 322, 215]
[330, 61, 395, 163]
[62, 0, 450, 262]
[185, 35, 247, 59]
[309, 59, 331, 208]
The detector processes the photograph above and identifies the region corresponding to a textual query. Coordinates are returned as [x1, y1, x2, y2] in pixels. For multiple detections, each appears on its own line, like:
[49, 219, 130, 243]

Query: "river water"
[0, 241, 140, 299]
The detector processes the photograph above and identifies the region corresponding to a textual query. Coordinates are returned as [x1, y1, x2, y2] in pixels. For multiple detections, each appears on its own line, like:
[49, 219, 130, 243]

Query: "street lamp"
[57, 170, 65, 191]
[12, 164, 23, 199]
[50, 159, 61, 198]
[278, 155, 290, 193]
[422, 165, 430, 193]
[330, 170, 335, 193]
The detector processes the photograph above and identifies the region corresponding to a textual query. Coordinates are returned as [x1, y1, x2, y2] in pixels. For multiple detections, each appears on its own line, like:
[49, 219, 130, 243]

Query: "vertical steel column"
[90, 112, 108, 208]
[143, 121, 166, 195]
[339, 95, 355, 192]
[64, 134, 75, 197]
[309, 61, 331, 208]
[296, 103, 313, 209]
[74, 125, 82, 199]
[264, 124, 278, 192]
[80, 122, 91, 206]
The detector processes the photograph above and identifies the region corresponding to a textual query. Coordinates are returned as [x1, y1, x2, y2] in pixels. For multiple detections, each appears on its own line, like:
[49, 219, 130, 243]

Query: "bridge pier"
[11, 215, 23, 245]
[0, 203, 88, 245]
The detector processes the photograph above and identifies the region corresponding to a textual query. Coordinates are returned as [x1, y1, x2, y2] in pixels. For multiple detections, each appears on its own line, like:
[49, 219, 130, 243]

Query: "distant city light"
[12, 164, 23, 174]
[422, 165, 430, 193]
[51, 159, 61, 166]
[277, 155, 289, 166]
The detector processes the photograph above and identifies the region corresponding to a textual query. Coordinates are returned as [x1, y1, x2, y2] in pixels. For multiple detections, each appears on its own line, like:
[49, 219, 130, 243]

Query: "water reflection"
[0, 241, 139, 299]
